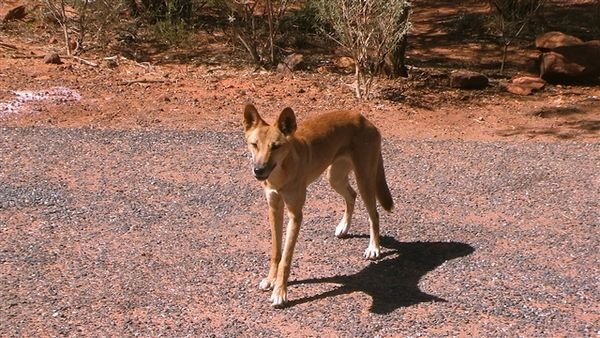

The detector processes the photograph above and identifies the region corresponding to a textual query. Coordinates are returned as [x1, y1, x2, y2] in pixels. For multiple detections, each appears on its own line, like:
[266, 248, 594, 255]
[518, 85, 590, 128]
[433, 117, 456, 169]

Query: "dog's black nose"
[253, 164, 274, 181]
[253, 166, 267, 177]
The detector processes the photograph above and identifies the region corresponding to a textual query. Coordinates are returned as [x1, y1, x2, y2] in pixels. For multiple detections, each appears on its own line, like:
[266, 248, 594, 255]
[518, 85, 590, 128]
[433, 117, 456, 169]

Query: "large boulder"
[536, 32, 600, 83]
[535, 31, 583, 51]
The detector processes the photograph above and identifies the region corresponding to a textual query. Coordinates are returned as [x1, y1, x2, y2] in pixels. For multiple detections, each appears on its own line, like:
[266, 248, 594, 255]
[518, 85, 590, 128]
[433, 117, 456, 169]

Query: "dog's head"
[243, 104, 297, 181]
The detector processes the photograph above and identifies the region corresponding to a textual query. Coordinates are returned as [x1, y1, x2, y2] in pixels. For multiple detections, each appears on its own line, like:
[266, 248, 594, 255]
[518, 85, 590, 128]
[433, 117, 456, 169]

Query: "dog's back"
[294, 110, 393, 211]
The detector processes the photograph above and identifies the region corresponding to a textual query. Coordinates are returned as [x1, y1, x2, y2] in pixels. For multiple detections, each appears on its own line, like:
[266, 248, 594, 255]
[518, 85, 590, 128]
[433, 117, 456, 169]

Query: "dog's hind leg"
[352, 147, 382, 260]
[327, 156, 357, 238]
[356, 177, 381, 259]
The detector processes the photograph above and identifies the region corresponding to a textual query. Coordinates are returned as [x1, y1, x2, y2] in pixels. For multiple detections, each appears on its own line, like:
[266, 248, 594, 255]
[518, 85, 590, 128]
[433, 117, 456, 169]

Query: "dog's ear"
[243, 104, 265, 132]
[276, 107, 297, 136]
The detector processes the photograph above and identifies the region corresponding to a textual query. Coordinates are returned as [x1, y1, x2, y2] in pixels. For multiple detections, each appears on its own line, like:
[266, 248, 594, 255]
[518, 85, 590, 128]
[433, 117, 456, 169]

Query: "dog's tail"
[376, 152, 394, 212]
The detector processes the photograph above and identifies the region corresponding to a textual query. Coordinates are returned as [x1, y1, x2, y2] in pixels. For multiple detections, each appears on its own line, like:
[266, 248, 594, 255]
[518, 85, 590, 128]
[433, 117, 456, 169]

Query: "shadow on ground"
[497, 119, 600, 139]
[289, 236, 475, 314]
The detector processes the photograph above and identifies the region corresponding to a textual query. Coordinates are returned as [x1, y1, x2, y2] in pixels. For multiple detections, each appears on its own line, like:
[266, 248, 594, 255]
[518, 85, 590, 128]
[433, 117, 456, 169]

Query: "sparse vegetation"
[315, 0, 411, 99]
[41, 0, 129, 54]
[488, 0, 546, 74]
[24, 0, 599, 100]
[219, 0, 296, 66]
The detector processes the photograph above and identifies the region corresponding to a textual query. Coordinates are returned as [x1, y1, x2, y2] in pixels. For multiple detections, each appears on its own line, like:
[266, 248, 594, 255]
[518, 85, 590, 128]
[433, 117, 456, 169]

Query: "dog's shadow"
[289, 235, 475, 314]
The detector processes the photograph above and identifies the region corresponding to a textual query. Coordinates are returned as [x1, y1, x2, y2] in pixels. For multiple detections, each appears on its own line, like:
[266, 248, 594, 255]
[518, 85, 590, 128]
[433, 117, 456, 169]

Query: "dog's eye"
[250, 143, 258, 149]
[271, 143, 280, 150]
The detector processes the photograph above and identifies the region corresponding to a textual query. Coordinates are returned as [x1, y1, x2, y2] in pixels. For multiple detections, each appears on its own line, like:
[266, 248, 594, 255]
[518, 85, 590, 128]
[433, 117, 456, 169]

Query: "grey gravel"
[0, 126, 598, 337]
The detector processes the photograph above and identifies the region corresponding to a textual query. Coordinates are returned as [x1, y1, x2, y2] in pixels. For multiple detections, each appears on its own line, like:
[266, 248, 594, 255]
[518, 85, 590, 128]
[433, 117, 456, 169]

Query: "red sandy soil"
[1, 0, 599, 141]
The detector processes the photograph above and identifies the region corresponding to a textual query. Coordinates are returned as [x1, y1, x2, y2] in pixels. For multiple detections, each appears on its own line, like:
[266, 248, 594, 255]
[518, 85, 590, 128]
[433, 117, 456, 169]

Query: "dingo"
[242, 104, 393, 307]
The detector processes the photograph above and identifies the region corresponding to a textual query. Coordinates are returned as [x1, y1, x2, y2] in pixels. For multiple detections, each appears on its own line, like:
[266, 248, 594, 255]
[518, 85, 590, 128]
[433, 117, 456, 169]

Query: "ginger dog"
[242, 104, 393, 307]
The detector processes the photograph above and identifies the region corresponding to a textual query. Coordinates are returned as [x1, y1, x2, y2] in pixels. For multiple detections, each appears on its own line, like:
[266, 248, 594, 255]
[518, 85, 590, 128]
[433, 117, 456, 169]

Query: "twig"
[134, 62, 153, 70]
[10, 53, 98, 67]
[70, 55, 98, 67]
[10, 54, 45, 59]
[119, 79, 168, 86]
[0, 42, 18, 50]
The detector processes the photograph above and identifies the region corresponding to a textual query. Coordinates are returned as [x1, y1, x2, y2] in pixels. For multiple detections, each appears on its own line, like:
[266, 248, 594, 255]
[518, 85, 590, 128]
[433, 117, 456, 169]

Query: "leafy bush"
[280, 0, 322, 34]
[131, 0, 193, 23]
[151, 18, 191, 45]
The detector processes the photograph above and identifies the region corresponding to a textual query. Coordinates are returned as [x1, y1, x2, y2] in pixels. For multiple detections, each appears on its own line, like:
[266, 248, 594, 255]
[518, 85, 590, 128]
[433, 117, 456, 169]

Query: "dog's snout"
[253, 163, 275, 180]
[253, 166, 267, 176]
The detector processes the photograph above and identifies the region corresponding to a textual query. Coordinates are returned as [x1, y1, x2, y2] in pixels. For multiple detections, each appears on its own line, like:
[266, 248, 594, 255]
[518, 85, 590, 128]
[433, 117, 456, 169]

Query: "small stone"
[336, 56, 356, 69]
[277, 53, 304, 73]
[506, 76, 545, 96]
[449, 70, 489, 89]
[104, 58, 118, 68]
[3, 5, 27, 23]
[43, 53, 62, 64]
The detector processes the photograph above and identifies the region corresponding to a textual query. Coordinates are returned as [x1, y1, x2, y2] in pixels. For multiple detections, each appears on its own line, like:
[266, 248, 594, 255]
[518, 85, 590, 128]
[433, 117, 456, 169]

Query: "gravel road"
[1, 126, 598, 337]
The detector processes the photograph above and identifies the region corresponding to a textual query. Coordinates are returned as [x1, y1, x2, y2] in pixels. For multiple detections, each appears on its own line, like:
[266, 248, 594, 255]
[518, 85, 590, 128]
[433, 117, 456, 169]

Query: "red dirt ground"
[1, 0, 599, 141]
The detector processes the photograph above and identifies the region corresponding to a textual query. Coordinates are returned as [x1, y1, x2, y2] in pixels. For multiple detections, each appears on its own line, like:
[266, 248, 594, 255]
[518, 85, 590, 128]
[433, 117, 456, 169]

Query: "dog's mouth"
[253, 163, 276, 181]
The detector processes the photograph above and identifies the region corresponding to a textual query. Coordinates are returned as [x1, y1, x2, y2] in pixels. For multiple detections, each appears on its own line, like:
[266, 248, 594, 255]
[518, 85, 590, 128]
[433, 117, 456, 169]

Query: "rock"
[535, 31, 583, 51]
[506, 76, 545, 95]
[104, 58, 118, 68]
[540, 41, 600, 83]
[535, 32, 600, 83]
[449, 70, 489, 89]
[276, 53, 304, 73]
[43, 53, 62, 64]
[68, 38, 78, 53]
[3, 5, 26, 23]
[540, 52, 584, 81]
[335, 56, 356, 70]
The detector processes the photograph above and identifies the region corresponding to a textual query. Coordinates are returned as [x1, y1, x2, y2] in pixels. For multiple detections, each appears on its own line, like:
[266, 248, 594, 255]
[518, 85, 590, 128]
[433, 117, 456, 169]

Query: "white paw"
[363, 245, 381, 260]
[270, 287, 287, 308]
[259, 278, 274, 291]
[335, 218, 350, 238]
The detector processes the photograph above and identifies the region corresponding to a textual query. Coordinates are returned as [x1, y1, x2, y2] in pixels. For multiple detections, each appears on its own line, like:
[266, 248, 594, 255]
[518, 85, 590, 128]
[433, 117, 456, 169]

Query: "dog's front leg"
[271, 192, 305, 307]
[260, 189, 284, 292]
